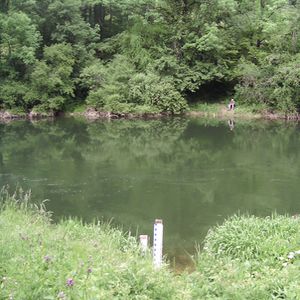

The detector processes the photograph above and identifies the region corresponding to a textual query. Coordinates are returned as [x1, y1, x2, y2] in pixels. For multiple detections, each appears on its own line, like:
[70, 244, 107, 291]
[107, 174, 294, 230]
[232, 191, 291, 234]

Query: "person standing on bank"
[228, 98, 235, 111]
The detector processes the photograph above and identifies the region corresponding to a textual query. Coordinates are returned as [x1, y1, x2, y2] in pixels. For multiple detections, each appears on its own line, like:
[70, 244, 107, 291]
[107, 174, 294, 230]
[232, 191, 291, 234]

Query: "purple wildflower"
[87, 267, 92, 274]
[44, 255, 51, 263]
[66, 278, 74, 287]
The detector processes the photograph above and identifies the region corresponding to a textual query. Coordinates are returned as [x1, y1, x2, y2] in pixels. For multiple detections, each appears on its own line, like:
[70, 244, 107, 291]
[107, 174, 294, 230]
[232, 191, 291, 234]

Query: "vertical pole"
[139, 235, 148, 254]
[153, 219, 163, 268]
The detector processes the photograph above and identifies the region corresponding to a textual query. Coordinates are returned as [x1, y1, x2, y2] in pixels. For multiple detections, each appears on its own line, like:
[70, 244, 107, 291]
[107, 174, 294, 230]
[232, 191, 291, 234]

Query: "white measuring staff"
[153, 219, 163, 268]
[139, 235, 148, 254]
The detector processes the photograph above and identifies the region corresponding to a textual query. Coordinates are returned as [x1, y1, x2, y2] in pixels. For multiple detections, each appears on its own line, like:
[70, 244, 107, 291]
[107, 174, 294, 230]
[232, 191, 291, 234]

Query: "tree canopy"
[0, 0, 299, 114]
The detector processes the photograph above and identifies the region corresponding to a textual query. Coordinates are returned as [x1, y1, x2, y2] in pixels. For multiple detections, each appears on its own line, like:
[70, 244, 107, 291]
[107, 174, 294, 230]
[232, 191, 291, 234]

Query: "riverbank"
[2, 191, 300, 299]
[0, 110, 55, 121]
[71, 104, 295, 121]
[187, 103, 300, 120]
[1, 103, 299, 122]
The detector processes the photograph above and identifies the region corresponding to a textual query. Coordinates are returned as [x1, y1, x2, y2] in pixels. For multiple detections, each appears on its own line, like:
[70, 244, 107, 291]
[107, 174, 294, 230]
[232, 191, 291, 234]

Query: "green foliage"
[25, 43, 75, 111]
[0, 0, 299, 114]
[82, 55, 135, 111]
[0, 81, 30, 109]
[128, 72, 187, 113]
[0, 12, 40, 109]
[235, 54, 300, 113]
[0, 191, 183, 299]
[233, 1, 300, 113]
[0, 12, 41, 65]
[3, 191, 300, 299]
[189, 214, 300, 298]
[204, 215, 300, 262]
[81, 56, 187, 113]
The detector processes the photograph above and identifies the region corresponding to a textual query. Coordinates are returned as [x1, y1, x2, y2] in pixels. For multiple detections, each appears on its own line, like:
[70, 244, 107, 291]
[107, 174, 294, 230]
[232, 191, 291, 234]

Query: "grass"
[67, 102, 288, 121]
[188, 102, 269, 119]
[192, 215, 300, 299]
[67, 104, 88, 114]
[0, 189, 182, 300]
[2, 190, 300, 299]
[189, 102, 223, 113]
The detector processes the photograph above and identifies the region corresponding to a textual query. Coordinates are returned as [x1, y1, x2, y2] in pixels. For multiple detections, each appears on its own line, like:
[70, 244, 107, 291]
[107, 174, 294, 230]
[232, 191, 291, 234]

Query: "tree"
[0, 0, 299, 113]
[25, 43, 75, 111]
[0, 12, 40, 110]
[0, 12, 40, 69]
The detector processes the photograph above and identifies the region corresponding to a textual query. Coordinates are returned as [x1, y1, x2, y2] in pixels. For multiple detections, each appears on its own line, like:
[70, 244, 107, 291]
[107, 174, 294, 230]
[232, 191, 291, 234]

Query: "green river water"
[1, 117, 300, 268]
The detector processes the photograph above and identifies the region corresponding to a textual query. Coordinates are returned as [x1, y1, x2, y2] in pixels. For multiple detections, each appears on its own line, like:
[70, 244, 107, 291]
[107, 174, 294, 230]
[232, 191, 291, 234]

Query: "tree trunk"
[292, 30, 298, 52]
[0, 0, 10, 13]
[94, 3, 105, 27]
[182, 0, 188, 15]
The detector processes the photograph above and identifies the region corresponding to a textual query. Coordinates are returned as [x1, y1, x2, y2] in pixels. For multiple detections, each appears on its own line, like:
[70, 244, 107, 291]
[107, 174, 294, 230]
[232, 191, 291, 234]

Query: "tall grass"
[192, 215, 300, 299]
[2, 190, 300, 299]
[188, 102, 268, 118]
[0, 189, 183, 299]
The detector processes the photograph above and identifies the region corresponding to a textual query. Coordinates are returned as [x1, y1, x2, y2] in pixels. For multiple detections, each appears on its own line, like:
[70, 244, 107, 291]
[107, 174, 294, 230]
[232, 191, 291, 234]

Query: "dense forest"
[0, 0, 299, 114]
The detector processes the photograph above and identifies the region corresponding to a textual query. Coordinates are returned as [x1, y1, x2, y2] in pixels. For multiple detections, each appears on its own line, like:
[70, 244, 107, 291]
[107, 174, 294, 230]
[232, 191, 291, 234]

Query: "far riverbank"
[1, 103, 299, 121]
[69, 103, 300, 121]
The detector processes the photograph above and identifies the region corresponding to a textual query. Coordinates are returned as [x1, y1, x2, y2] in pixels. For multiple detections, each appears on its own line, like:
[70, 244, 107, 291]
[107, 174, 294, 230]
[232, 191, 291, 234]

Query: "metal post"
[153, 219, 163, 268]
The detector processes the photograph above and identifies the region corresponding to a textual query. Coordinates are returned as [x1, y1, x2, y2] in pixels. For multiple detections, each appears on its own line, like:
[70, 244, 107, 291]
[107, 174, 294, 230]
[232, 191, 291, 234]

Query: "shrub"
[81, 57, 187, 114]
[235, 55, 300, 114]
[128, 72, 188, 113]
[25, 43, 75, 111]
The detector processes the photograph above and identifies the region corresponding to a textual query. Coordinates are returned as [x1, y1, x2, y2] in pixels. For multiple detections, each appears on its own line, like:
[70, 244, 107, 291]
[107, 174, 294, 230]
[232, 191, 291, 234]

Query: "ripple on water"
[22, 178, 48, 182]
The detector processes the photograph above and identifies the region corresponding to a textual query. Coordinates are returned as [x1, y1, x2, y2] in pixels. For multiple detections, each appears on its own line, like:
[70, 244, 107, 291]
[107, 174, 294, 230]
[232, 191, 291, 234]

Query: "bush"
[25, 43, 75, 111]
[0, 81, 30, 110]
[203, 215, 300, 262]
[81, 57, 187, 114]
[235, 55, 300, 114]
[189, 215, 300, 299]
[128, 72, 188, 113]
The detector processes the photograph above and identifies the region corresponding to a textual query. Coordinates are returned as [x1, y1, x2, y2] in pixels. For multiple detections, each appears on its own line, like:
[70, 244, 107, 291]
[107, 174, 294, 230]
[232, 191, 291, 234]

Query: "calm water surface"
[1, 117, 300, 267]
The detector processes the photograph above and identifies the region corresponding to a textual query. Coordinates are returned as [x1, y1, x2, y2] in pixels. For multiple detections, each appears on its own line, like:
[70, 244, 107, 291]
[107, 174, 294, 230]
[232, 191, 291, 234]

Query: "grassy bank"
[0, 191, 182, 299]
[71, 103, 297, 121]
[2, 191, 300, 299]
[1, 102, 298, 121]
[188, 102, 283, 120]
